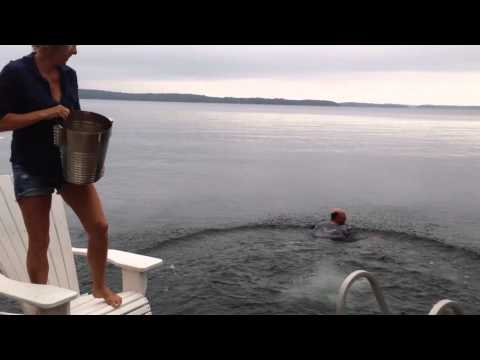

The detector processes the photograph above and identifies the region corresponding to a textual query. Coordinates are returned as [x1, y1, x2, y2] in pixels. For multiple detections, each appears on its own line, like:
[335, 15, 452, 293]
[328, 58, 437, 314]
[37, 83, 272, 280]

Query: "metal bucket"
[53, 110, 113, 185]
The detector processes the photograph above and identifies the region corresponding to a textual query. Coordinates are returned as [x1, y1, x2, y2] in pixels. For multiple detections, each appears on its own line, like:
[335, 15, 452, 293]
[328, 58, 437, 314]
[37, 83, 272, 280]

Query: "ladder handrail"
[0, 312, 22, 315]
[428, 300, 463, 315]
[336, 270, 390, 315]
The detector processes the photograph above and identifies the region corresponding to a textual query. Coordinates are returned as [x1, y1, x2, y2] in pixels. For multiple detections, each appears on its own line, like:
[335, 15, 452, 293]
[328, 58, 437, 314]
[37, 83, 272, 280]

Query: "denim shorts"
[12, 163, 64, 201]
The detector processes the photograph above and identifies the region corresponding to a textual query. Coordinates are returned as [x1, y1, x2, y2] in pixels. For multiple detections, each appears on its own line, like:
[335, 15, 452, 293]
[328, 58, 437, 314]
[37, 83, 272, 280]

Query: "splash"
[282, 260, 351, 304]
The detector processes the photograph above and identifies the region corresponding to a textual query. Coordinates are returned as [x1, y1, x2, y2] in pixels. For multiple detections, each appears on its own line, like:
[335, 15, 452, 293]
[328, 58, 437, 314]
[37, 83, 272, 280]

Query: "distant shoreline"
[79, 89, 480, 110]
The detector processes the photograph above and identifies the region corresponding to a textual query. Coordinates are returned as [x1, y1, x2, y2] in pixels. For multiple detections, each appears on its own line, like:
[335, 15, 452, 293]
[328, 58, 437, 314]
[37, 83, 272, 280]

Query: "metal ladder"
[336, 270, 463, 315]
[428, 299, 463, 315]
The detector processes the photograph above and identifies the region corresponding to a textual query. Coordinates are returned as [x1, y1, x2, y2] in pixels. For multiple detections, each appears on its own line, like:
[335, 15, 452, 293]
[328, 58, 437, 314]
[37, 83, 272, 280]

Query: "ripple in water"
[127, 224, 480, 315]
[1, 222, 477, 315]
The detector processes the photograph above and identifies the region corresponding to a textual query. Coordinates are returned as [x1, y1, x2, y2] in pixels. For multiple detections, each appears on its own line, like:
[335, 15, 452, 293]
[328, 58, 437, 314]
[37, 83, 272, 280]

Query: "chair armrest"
[0, 274, 78, 309]
[72, 248, 163, 272]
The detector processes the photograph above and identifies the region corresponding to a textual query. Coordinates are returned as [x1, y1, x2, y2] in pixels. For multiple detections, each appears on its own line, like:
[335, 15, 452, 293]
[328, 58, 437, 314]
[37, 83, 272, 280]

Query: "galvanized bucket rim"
[61, 110, 113, 134]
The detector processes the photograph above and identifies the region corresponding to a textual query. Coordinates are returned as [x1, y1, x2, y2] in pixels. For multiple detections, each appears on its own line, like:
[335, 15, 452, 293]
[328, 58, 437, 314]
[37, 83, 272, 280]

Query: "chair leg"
[122, 270, 147, 296]
[38, 303, 70, 315]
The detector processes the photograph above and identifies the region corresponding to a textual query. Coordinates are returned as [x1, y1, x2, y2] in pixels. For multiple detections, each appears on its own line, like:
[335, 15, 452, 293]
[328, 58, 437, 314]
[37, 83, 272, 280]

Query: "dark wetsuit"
[312, 222, 353, 241]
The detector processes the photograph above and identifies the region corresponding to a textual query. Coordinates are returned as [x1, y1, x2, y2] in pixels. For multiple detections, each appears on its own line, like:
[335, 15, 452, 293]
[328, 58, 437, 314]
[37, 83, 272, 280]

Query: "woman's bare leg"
[18, 195, 52, 284]
[60, 183, 122, 308]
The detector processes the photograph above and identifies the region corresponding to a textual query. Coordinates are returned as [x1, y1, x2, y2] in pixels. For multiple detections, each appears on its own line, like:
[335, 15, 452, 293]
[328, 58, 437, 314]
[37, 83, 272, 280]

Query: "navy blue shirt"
[0, 52, 81, 178]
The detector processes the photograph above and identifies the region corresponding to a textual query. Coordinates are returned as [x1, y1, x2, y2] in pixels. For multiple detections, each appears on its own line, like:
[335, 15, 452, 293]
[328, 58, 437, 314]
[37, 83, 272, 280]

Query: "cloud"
[2, 45, 480, 105]
[71, 45, 480, 81]
[80, 71, 480, 106]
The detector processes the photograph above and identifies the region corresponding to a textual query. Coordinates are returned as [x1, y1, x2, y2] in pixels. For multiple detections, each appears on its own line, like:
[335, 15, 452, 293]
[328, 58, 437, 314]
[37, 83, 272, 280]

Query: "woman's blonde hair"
[32, 45, 50, 50]
[32, 45, 73, 52]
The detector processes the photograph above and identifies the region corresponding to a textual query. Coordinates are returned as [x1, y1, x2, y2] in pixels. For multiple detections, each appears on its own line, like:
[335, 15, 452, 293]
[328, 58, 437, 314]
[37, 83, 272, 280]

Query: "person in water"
[312, 208, 354, 241]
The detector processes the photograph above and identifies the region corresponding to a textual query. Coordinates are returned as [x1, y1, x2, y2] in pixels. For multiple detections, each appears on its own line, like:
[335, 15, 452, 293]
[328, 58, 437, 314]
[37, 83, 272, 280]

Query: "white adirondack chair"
[0, 175, 163, 315]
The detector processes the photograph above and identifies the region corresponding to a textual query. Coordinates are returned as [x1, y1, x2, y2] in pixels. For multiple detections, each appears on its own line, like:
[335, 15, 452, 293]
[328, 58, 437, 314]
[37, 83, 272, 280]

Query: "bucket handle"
[53, 124, 65, 147]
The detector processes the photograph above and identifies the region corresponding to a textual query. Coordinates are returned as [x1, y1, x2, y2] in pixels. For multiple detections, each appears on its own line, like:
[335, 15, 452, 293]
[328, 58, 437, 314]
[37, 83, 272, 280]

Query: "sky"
[1, 45, 480, 106]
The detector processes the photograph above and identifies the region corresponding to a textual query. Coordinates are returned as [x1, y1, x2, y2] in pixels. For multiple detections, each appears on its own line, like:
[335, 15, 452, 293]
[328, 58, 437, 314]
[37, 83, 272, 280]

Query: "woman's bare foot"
[93, 286, 122, 308]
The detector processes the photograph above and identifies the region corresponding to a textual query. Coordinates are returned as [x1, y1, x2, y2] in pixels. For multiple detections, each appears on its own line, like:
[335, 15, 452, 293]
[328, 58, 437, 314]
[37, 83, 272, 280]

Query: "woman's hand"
[45, 105, 71, 120]
[0, 105, 72, 132]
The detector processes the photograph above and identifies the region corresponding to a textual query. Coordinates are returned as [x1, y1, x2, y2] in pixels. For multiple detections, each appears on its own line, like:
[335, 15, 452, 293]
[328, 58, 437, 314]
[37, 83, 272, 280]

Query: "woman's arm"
[0, 105, 71, 132]
[0, 62, 70, 132]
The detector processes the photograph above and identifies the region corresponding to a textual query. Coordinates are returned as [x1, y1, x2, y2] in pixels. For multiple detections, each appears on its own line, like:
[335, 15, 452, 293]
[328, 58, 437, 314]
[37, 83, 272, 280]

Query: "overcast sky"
[1, 45, 480, 106]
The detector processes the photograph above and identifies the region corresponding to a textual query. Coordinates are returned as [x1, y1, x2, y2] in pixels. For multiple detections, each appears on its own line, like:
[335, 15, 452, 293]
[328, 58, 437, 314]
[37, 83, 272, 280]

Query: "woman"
[0, 45, 122, 308]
